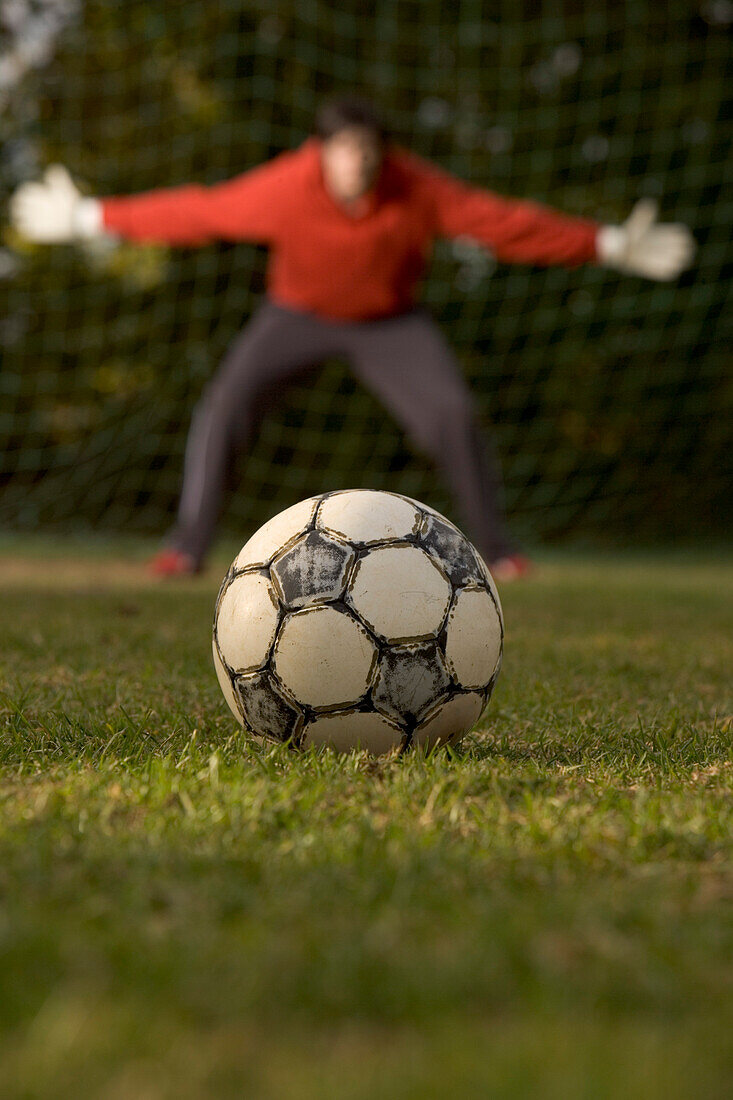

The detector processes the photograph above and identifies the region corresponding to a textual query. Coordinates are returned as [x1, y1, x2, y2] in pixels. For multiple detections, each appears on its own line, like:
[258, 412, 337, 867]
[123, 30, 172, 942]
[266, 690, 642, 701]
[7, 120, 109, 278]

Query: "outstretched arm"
[421, 158, 694, 279]
[10, 154, 298, 247]
[424, 161, 597, 266]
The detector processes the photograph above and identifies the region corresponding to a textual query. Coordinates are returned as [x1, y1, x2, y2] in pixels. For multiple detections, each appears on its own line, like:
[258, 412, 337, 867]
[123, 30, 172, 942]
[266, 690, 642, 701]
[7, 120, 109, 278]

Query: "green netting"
[1, 0, 731, 542]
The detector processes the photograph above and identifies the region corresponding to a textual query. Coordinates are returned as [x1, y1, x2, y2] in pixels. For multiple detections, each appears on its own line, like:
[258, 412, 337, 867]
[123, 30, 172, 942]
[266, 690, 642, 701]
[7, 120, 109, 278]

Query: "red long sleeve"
[101, 148, 304, 245]
[408, 154, 599, 267]
[99, 140, 600, 321]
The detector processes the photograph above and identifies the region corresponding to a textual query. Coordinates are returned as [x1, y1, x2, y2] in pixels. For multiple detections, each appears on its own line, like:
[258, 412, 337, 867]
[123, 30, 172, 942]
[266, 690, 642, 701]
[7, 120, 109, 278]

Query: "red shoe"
[488, 553, 533, 582]
[147, 548, 199, 578]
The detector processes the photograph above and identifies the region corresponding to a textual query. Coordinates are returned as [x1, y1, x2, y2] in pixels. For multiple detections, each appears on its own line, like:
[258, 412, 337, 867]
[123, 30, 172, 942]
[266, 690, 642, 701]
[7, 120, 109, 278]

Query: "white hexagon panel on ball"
[273, 605, 378, 710]
[215, 571, 281, 673]
[317, 489, 422, 544]
[302, 710, 404, 754]
[347, 545, 451, 642]
[444, 587, 502, 689]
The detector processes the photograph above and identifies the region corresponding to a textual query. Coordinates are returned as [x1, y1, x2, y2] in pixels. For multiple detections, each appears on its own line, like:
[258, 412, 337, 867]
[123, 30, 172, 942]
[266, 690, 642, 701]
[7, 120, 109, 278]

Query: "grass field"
[0, 537, 731, 1098]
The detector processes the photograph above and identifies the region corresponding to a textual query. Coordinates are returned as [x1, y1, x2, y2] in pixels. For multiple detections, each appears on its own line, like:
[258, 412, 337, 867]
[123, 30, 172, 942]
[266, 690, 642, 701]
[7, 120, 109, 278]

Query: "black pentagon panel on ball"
[271, 530, 355, 608]
[373, 641, 451, 723]
[235, 671, 303, 743]
[419, 514, 484, 588]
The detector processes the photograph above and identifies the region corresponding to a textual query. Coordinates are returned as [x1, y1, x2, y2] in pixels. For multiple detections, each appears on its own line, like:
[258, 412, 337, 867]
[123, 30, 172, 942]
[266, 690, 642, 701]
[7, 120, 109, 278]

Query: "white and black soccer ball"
[212, 489, 503, 754]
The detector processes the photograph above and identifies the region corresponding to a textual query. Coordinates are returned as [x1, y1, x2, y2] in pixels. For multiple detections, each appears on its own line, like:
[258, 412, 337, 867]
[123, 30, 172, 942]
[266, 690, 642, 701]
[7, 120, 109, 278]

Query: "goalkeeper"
[10, 97, 694, 578]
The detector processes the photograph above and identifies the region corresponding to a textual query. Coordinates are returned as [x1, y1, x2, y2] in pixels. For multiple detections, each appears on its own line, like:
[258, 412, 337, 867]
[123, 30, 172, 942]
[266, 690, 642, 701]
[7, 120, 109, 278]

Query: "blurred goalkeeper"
[10, 97, 695, 579]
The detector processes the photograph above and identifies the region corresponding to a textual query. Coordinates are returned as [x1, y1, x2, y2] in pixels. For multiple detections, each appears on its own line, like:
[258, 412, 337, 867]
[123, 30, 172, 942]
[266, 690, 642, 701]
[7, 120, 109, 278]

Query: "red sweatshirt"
[102, 139, 599, 322]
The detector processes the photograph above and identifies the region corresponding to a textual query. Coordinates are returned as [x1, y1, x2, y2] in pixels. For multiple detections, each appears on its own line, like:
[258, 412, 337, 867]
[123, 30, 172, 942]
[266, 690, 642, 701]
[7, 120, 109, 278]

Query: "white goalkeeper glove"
[10, 164, 103, 243]
[597, 199, 695, 281]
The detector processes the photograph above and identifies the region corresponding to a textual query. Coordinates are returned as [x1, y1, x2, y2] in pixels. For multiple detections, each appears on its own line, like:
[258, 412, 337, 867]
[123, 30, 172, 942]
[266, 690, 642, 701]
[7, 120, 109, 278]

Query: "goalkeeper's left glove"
[9, 164, 102, 243]
[597, 199, 696, 280]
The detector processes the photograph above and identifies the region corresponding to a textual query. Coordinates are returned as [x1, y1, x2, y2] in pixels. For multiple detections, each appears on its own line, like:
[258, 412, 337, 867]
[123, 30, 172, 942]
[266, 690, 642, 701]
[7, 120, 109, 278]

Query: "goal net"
[1, 0, 730, 543]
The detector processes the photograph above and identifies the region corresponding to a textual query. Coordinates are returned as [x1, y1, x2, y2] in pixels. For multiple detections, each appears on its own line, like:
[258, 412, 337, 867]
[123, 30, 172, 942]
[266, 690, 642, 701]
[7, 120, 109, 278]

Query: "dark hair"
[314, 96, 387, 142]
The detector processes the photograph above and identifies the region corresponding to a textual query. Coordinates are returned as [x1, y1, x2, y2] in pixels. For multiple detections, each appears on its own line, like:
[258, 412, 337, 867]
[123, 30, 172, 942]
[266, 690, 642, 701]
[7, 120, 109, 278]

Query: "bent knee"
[442, 392, 476, 424]
[191, 377, 251, 442]
[413, 394, 476, 446]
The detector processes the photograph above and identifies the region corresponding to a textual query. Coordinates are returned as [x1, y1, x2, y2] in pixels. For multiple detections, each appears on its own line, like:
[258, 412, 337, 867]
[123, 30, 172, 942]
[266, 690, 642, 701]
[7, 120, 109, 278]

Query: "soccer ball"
[212, 489, 503, 754]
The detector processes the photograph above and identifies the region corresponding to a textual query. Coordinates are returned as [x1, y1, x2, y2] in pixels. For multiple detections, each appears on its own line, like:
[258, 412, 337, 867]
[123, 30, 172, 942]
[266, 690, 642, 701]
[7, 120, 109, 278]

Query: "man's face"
[320, 126, 383, 205]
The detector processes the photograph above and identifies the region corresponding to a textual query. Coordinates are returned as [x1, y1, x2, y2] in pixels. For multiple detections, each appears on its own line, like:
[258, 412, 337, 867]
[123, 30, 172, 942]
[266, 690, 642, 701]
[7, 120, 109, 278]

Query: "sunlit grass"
[0, 539, 731, 1098]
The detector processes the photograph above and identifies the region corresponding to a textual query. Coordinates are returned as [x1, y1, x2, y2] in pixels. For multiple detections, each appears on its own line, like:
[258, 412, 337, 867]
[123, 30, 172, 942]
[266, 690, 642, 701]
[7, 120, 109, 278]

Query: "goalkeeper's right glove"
[596, 199, 695, 281]
[9, 165, 103, 243]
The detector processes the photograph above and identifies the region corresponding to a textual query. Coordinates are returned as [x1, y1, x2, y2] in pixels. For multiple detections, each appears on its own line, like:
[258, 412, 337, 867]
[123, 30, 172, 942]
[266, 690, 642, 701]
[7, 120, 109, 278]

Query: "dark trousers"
[170, 300, 515, 565]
